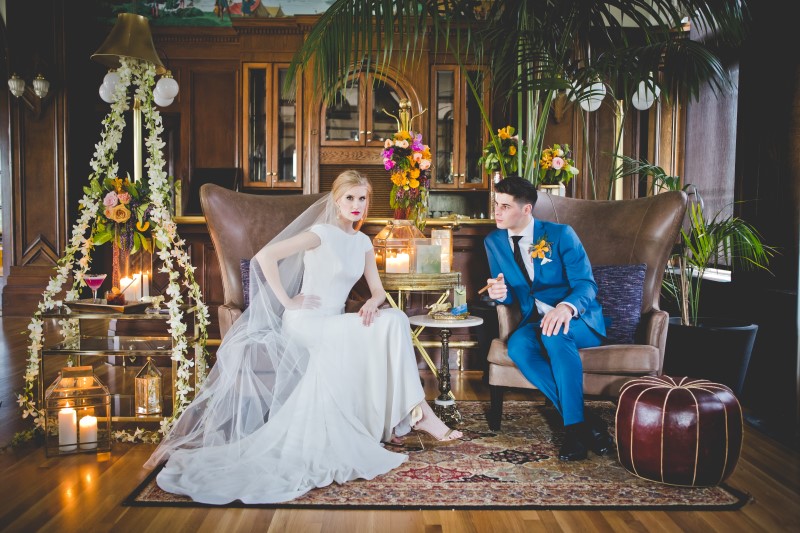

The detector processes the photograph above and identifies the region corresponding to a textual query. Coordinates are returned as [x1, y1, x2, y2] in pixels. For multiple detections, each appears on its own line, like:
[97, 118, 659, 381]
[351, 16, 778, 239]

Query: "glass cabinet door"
[430, 66, 489, 190]
[242, 63, 302, 189]
[433, 69, 456, 187]
[322, 73, 408, 146]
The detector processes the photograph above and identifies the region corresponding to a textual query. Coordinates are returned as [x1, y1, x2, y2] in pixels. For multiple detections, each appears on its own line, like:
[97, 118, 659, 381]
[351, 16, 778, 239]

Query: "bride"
[144, 170, 462, 505]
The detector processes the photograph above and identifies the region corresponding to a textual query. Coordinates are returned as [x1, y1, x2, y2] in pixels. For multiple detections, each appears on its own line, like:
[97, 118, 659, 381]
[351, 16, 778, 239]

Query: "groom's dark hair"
[495, 176, 538, 208]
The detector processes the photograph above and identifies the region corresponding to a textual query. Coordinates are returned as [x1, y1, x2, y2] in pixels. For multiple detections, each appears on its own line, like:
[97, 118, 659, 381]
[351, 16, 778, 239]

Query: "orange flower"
[509, 145, 517, 156]
[530, 238, 551, 260]
[136, 220, 150, 232]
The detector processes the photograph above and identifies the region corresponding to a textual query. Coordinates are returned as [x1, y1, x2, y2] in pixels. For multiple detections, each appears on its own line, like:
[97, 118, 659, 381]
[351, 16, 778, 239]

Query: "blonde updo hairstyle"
[331, 170, 372, 231]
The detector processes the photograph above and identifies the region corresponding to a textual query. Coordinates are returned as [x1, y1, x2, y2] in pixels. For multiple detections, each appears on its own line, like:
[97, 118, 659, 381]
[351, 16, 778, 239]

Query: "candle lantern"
[373, 220, 424, 274]
[431, 226, 453, 273]
[135, 357, 163, 415]
[44, 366, 111, 456]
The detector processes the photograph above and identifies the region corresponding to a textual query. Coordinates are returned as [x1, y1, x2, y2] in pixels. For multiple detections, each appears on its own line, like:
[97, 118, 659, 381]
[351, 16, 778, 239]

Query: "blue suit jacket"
[484, 219, 606, 337]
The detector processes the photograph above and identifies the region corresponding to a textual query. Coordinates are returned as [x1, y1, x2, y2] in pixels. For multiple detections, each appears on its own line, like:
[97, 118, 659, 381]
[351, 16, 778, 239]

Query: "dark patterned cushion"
[592, 264, 647, 344]
[240, 258, 251, 310]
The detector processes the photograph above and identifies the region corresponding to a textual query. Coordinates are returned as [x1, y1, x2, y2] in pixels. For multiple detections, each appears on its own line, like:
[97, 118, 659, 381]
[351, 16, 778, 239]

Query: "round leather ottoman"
[616, 375, 742, 486]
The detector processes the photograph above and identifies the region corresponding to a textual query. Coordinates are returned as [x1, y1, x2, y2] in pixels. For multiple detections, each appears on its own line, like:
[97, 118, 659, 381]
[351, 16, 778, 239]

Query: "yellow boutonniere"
[529, 236, 552, 261]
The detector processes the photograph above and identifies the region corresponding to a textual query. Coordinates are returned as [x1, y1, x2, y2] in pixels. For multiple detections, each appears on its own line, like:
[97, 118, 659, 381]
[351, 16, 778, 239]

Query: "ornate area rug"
[124, 401, 749, 510]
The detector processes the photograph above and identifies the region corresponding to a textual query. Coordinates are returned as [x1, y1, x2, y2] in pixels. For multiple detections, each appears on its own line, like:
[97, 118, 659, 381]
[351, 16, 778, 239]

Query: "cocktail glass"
[84, 273, 107, 303]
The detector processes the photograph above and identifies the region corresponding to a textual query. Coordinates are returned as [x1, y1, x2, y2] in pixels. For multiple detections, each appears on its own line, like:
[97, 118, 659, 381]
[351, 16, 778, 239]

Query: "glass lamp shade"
[103, 70, 120, 92]
[153, 89, 174, 108]
[44, 366, 111, 456]
[578, 81, 606, 112]
[135, 357, 163, 415]
[32, 74, 50, 98]
[8, 74, 25, 97]
[372, 220, 425, 273]
[631, 79, 661, 111]
[155, 72, 179, 99]
[99, 82, 115, 103]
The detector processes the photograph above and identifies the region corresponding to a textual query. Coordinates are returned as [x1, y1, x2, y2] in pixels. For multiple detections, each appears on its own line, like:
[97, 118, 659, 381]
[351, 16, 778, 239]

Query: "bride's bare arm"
[358, 248, 386, 325]
[254, 232, 321, 309]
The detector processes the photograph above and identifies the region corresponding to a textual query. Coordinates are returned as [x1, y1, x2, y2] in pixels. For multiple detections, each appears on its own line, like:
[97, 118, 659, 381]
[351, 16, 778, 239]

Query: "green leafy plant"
[615, 156, 776, 327]
[477, 125, 526, 175]
[665, 200, 774, 326]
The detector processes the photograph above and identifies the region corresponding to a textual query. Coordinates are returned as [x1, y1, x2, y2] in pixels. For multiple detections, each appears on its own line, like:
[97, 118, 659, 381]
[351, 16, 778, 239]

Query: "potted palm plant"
[614, 156, 775, 396]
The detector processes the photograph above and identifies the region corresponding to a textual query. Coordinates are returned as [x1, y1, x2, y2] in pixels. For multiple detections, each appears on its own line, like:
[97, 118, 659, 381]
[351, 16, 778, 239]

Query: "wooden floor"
[1, 317, 798, 533]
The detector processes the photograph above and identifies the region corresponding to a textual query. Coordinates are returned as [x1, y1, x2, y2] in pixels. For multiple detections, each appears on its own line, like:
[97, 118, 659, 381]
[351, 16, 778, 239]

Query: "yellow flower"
[112, 177, 124, 193]
[391, 172, 406, 186]
[509, 145, 517, 156]
[409, 178, 420, 188]
[530, 239, 551, 260]
[136, 220, 150, 232]
[497, 126, 511, 140]
[410, 167, 420, 180]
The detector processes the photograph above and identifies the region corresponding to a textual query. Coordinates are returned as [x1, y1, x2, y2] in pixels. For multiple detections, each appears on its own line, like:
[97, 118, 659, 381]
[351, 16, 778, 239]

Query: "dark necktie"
[511, 235, 532, 285]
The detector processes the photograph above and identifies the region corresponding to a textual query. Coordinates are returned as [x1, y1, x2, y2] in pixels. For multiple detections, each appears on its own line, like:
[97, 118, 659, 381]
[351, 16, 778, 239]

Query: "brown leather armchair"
[487, 191, 688, 430]
[200, 184, 324, 338]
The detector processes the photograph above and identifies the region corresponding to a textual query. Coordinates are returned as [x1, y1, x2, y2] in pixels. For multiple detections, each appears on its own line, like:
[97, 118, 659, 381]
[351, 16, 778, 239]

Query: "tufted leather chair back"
[200, 184, 324, 337]
[532, 191, 688, 315]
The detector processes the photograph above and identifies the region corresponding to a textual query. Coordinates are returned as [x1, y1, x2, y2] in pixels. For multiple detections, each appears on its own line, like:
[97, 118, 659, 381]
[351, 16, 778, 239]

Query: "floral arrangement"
[382, 129, 432, 225]
[529, 235, 553, 265]
[92, 174, 152, 253]
[537, 143, 579, 186]
[477, 125, 526, 175]
[17, 57, 210, 444]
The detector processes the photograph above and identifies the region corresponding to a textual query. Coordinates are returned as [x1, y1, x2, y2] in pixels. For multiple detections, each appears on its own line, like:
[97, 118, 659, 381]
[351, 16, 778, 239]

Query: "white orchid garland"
[17, 57, 210, 444]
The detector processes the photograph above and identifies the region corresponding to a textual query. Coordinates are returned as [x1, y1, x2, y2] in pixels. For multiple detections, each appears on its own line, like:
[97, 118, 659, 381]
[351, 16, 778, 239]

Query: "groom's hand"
[541, 303, 573, 336]
[486, 273, 507, 300]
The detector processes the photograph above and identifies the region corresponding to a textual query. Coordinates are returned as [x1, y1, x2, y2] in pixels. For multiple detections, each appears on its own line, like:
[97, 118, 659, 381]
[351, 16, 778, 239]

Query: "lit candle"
[120, 274, 142, 302]
[77, 377, 92, 388]
[142, 272, 150, 299]
[58, 405, 77, 452]
[386, 252, 410, 273]
[79, 415, 98, 450]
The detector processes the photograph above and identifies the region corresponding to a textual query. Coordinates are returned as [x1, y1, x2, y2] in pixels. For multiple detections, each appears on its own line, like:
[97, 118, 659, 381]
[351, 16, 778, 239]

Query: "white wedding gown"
[154, 224, 425, 504]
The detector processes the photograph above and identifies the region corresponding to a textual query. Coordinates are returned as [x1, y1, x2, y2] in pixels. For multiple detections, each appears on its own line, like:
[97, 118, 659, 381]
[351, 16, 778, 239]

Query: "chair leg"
[488, 385, 505, 431]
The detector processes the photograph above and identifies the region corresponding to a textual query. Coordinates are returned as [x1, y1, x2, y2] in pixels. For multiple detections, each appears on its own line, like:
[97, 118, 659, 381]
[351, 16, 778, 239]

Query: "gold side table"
[380, 272, 462, 400]
[407, 314, 484, 426]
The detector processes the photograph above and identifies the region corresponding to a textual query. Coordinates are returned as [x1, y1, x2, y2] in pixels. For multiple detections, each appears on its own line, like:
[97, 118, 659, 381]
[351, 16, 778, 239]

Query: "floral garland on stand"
[16, 57, 210, 444]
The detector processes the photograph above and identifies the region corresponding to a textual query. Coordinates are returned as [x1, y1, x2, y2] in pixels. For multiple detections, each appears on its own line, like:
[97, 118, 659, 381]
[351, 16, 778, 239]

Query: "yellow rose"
[409, 178, 420, 189]
[509, 145, 517, 156]
[107, 204, 131, 223]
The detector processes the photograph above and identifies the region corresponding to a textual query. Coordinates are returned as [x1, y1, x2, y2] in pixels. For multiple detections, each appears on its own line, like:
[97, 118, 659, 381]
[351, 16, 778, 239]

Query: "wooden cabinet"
[430, 66, 490, 190]
[321, 72, 412, 146]
[242, 63, 302, 189]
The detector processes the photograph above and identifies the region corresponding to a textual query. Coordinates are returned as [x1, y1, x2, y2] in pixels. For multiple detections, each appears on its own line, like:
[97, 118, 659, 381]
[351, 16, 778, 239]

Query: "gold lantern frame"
[44, 366, 111, 456]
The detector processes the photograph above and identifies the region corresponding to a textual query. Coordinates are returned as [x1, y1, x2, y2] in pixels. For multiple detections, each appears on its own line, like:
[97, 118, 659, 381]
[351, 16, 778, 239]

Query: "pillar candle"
[58, 406, 77, 452]
[79, 415, 98, 450]
[386, 253, 410, 273]
[142, 272, 150, 299]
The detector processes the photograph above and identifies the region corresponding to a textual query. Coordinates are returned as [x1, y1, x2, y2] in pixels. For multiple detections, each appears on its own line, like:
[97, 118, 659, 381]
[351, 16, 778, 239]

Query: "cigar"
[478, 274, 504, 295]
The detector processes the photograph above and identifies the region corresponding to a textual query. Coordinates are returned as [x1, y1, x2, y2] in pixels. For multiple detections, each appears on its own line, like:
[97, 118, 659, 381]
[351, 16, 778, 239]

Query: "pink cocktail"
[84, 273, 107, 303]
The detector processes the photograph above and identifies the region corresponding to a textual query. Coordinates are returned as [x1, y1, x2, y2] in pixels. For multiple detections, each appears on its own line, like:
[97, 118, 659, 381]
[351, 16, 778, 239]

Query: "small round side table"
[408, 314, 484, 426]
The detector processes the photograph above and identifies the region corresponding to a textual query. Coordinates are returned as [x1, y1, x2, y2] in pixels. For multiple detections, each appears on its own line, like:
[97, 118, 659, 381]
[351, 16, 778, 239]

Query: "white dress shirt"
[508, 217, 577, 318]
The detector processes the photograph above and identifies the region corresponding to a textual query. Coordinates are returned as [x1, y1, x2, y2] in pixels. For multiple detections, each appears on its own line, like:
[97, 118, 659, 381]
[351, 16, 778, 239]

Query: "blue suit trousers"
[507, 317, 603, 426]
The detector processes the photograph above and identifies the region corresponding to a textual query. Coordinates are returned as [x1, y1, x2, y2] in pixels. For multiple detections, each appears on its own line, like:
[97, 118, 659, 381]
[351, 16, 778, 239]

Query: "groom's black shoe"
[559, 423, 588, 461]
[584, 413, 614, 456]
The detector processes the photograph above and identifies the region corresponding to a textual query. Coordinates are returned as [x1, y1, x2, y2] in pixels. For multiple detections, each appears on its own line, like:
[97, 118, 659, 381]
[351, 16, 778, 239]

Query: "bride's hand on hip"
[358, 299, 381, 326]
[285, 293, 321, 311]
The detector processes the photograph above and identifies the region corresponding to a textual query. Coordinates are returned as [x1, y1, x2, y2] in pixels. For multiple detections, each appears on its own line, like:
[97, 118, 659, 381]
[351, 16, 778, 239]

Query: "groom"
[484, 176, 613, 461]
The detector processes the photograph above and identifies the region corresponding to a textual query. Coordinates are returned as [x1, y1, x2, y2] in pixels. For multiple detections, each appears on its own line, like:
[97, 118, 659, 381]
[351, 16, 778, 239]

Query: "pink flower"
[384, 139, 394, 148]
[551, 157, 565, 170]
[117, 192, 131, 204]
[384, 159, 396, 171]
[412, 152, 423, 162]
[103, 191, 118, 207]
[396, 139, 409, 149]
[419, 159, 431, 170]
